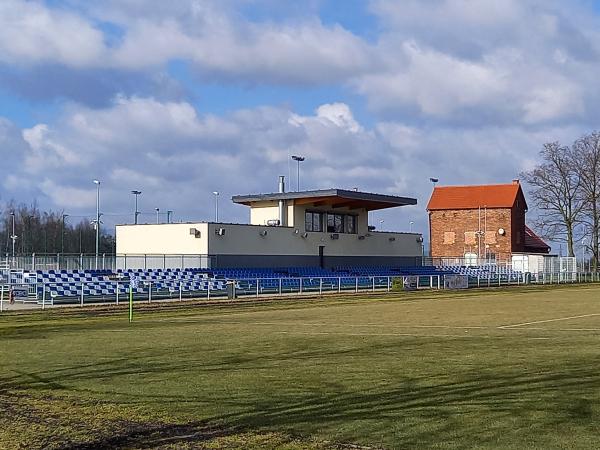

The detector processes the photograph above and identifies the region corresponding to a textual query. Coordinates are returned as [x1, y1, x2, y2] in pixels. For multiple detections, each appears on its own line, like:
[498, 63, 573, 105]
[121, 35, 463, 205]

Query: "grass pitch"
[1, 285, 600, 449]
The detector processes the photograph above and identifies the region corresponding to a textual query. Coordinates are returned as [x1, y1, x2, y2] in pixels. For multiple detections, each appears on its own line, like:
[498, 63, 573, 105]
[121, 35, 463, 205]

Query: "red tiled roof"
[524, 225, 551, 253]
[427, 182, 526, 210]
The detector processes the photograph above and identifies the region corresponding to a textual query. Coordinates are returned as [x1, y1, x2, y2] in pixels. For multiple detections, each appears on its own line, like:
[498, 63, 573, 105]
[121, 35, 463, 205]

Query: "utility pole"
[93, 179, 100, 270]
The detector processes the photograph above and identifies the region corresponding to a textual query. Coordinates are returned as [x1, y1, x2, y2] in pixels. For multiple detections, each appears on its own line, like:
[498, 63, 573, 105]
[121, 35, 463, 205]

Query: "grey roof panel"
[232, 188, 417, 208]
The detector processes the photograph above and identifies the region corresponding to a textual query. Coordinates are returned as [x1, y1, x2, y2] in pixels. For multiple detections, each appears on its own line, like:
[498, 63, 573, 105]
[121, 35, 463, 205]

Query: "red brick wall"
[429, 208, 517, 261]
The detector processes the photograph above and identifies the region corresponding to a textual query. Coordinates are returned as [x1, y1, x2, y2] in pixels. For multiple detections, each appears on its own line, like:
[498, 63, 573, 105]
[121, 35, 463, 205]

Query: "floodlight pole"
[155, 208, 160, 224]
[131, 190, 142, 224]
[291, 155, 305, 191]
[409, 221, 414, 233]
[10, 212, 16, 259]
[93, 179, 100, 270]
[61, 214, 69, 254]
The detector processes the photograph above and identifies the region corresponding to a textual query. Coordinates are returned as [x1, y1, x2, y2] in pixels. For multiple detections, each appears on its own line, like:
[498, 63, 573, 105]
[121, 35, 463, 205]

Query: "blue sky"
[1, 0, 600, 253]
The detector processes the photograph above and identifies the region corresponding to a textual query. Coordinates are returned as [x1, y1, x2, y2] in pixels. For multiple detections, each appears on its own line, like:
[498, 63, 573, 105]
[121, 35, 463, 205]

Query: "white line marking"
[275, 331, 475, 338]
[498, 313, 600, 329]
[203, 321, 489, 330]
[274, 331, 555, 340]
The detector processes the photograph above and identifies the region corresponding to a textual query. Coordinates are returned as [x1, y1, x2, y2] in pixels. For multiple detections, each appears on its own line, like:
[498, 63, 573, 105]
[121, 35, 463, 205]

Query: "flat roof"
[232, 189, 417, 211]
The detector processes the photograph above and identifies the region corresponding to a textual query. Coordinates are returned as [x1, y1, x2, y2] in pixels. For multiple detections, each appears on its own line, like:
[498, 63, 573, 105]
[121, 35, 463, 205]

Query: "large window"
[305, 211, 323, 232]
[306, 211, 358, 234]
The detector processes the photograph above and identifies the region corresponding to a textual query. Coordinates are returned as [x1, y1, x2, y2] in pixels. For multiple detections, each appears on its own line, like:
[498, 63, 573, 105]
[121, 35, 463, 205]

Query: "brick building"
[427, 180, 549, 263]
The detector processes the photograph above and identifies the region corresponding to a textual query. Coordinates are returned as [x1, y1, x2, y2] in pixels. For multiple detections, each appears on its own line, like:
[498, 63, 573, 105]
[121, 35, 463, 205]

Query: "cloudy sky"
[1, 0, 599, 238]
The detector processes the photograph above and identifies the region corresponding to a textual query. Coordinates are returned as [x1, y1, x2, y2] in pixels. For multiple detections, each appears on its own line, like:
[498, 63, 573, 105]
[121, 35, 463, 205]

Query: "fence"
[1, 270, 597, 310]
[1, 254, 215, 271]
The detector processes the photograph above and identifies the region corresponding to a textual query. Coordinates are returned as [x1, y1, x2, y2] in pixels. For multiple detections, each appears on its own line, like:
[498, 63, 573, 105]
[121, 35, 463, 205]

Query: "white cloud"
[353, 0, 600, 124]
[0, 0, 106, 67]
[0, 1, 376, 85]
[3, 96, 586, 235]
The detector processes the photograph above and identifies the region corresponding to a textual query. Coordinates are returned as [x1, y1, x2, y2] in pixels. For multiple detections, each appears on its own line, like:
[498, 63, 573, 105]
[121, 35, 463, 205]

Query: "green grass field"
[2, 285, 600, 449]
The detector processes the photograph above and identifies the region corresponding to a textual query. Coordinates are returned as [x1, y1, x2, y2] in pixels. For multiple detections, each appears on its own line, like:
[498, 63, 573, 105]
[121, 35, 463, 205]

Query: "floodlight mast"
[93, 179, 100, 269]
[131, 190, 142, 224]
[10, 211, 17, 260]
[291, 155, 305, 191]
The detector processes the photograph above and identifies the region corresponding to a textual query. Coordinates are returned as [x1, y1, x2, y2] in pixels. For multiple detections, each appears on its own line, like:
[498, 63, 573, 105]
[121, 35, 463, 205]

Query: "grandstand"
[7, 260, 577, 305]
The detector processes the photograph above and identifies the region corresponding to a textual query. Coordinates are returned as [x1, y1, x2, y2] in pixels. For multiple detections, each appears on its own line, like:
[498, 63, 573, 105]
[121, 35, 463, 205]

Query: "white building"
[116, 181, 422, 269]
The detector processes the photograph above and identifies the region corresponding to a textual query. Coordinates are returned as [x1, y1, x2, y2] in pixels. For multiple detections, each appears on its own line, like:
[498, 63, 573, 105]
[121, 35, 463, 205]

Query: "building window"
[327, 213, 344, 233]
[345, 215, 357, 234]
[306, 211, 357, 234]
[305, 211, 323, 232]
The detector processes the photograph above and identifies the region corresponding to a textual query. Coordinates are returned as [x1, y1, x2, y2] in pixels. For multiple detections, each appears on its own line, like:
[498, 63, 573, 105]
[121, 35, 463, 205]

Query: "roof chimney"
[278, 176, 286, 226]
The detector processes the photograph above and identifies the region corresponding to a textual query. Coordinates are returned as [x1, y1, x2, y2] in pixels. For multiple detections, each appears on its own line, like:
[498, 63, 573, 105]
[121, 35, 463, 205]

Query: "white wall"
[116, 223, 209, 254]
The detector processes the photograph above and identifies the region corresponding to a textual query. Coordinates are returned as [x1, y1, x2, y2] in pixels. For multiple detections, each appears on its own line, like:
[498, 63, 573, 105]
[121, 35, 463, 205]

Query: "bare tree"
[572, 132, 600, 270]
[520, 142, 584, 257]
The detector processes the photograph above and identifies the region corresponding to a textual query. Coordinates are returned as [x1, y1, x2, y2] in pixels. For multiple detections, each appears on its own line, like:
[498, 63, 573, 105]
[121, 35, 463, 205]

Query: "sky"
[1, 0, 600, 245]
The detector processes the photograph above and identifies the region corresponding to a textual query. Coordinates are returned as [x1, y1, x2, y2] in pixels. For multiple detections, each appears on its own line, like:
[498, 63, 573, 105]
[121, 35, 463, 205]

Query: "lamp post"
[409, 221, 414, 233]
[155, 208, 160, 224]
[131, 190, 142, 224]
[212, 192, 219, 222]
[291, 155, 305, 191]
[9, 212, 16, 262]
[167, 210, 173, 224]
[93, 179, 100, 269]
[61, 214, 69, 254]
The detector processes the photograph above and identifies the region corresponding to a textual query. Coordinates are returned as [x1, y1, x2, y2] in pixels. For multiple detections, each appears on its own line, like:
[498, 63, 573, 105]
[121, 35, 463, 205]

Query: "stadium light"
[429, 177, 439, 184]
[93, 180, 100, 270]
[9, 211, 17, 260]
[131, 190, 142, 224]
[291, 155, 305, 191]
[212, 192, 219, 222]
[155, 207, 160, 224]
[61, 214, 69, 254]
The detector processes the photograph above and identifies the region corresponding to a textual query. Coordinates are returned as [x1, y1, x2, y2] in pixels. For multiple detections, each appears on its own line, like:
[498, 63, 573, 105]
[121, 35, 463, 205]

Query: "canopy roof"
[232, 189, 417, 211]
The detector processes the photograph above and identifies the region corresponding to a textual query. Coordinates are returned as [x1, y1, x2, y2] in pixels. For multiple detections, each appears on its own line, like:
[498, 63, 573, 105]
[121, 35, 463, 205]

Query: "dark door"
[318, 245, 325, 268]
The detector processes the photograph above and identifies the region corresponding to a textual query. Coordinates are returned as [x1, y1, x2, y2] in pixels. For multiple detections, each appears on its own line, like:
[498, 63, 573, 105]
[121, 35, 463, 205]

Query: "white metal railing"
[0, 271, 597, 311]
